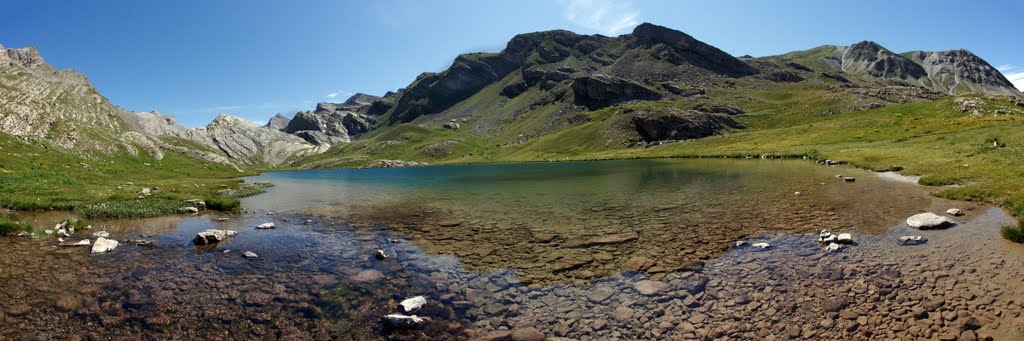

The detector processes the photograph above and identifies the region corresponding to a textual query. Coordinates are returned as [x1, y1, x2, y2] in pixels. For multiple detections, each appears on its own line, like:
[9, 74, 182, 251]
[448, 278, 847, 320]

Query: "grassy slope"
[0, 133, 264, 218]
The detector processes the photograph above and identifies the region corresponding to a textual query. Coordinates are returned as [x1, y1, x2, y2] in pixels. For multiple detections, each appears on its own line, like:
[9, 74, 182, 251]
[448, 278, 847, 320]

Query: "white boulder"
[194, 229, 239, 245]
[906, 213, 955, 229]
[735, 241, 748, 247]
[946, 208, 965, 217]
[243, 251, 259, 259]
[92, 231, 110, 238]
[824, 243, 843, 251]
[752, 242, 770, 249]
[400, 296, 427, 313]
[383, 314, 424, 329]
[256, 222, 276, 229]
[91, 237, 118, 253]
[184, 207, 199, 214]
[836, 233, 853, 244]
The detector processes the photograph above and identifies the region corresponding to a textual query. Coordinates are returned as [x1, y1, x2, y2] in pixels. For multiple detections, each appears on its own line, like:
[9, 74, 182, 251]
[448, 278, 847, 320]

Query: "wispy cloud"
[561, 0, 640, 36]
[325, 90, 353, 100]
[998, 65, 1024, 91]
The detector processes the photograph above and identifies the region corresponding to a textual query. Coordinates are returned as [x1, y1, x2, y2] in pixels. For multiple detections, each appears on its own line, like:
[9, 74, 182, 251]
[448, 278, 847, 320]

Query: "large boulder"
[572, 74, 662, 109]
[632, 108, 746, 142]
[91, 237, 118, 253]
[194, 229, 239, 245]
[906, 213, 955, 229]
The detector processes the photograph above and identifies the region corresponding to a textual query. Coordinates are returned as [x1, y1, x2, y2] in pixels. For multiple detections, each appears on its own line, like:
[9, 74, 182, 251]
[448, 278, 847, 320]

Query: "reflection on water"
[2, 159, 1019, 340]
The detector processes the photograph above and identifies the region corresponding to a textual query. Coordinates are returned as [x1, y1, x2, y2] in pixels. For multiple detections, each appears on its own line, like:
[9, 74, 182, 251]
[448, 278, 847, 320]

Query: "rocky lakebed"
[2, 159, 1024, 340]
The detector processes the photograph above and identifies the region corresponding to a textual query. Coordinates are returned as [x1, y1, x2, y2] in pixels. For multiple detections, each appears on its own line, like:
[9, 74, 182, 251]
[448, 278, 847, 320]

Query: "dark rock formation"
[572, 74, 662, 109]
[632, 108, 746, 142]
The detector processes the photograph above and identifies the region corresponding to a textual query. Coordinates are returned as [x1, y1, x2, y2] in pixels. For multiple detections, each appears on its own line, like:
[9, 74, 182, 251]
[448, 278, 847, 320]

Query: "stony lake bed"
[2, 159, 1024, 340]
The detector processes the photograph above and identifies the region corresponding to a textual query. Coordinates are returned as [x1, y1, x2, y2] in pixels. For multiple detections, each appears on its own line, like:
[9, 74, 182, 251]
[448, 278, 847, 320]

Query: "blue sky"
[2, 0, 1022, 127]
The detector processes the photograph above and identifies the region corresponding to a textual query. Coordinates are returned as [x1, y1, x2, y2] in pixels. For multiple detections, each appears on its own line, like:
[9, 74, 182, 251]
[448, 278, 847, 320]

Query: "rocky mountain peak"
[2, 46, 46, 68]
[629, 23, 757, 77]
[343, 93, 380, 106]
[839, 41, 926, 80]
[264, 113, 291, 131]
[905, 48, 1020, 97]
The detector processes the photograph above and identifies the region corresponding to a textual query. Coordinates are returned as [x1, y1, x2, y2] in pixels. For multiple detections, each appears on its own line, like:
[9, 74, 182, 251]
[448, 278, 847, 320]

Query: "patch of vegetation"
[62, 217, 86, 229]
[1002, 225, 1024, 243]
[77, 199, 191, 219]
[0, 212, 32, 236]
[216, 182, 273, 198]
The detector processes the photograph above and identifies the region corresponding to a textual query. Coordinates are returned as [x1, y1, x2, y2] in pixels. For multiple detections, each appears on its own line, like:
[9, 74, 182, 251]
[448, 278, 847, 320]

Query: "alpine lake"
[3, 159, 1024, 340]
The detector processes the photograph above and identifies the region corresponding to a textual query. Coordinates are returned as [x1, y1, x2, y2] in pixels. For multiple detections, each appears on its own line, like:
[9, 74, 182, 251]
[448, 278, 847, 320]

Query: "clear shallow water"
[246, 159, 940, 285]
[3, 159, 1019, 340]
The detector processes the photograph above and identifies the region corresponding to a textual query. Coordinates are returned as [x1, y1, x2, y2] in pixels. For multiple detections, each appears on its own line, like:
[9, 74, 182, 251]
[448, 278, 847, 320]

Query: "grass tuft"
[1001, 225, 1024, 243]
[0, 213, 33, 236]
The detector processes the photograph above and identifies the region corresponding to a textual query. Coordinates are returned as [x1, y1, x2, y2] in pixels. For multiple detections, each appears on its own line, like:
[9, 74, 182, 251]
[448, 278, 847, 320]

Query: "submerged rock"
[92, 231, 110, 238]
[825, 243, 843, 251]
[399, 296, 427, 313]
[899, 235, 927, 245]
[194, 229, 239, 245]
[634, 280, 670, 296]
[243, 251, 259, 259]
[375, 249, 388, 260]
[907, 213, 955, 229]
[62, 239, 90, 247]
[382, 314, 424, 329]
[91, 237, 118, 253]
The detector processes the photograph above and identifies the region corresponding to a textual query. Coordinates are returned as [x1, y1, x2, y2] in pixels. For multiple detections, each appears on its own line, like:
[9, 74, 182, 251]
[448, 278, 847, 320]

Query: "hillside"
[0, 44, 268, 216]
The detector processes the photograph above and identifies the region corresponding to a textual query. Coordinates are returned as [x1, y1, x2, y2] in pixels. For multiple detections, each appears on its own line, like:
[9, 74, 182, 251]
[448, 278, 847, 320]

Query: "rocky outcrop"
[202, 114, 325, 165]
[631, 108, 746, 142]
[284, 94, 382, 143]
[572, 74, 662, 109]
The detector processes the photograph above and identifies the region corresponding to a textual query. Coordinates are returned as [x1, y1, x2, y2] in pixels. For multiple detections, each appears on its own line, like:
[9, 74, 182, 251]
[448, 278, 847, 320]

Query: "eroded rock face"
[572, 74, 662, 109]
[632, 108, 746, 142]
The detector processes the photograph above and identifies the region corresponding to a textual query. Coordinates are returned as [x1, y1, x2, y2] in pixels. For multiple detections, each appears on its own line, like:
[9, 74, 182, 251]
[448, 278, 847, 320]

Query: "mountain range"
[1, 23, 1020, 169]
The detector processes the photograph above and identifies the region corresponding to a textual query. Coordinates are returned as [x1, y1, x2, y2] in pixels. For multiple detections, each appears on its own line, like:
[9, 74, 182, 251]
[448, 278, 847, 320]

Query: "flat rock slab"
[907, 213, 955, 229]
[634, 280, 670, 295]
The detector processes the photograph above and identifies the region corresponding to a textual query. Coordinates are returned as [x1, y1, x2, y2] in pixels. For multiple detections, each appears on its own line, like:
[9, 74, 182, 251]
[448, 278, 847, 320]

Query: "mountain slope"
[779, 41, 1021, 97]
